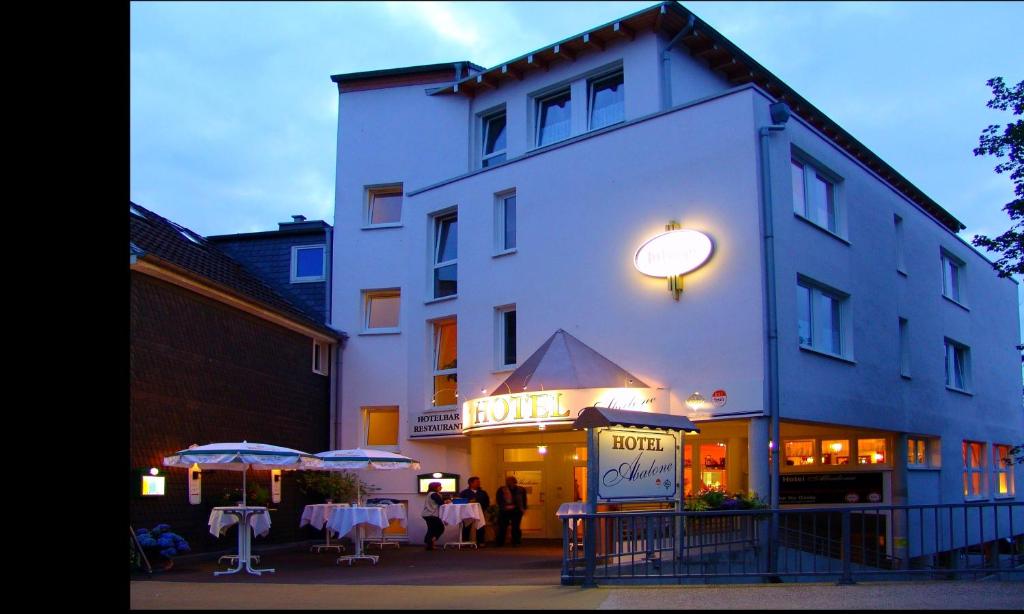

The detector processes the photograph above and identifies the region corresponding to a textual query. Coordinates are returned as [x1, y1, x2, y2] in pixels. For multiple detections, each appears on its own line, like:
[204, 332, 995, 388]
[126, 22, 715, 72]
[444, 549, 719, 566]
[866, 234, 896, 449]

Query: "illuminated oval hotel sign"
[633, 229, 713, 278]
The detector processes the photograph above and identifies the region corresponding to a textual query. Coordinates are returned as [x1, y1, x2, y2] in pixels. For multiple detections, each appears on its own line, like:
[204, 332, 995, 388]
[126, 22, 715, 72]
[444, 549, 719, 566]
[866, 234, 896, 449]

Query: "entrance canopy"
[491, 329, 648, 395]
[573, 406, 700, 432]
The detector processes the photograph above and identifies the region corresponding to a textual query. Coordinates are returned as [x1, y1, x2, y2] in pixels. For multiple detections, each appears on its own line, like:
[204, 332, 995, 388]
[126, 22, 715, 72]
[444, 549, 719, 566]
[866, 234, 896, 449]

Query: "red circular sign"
[711, 389, 727, 408]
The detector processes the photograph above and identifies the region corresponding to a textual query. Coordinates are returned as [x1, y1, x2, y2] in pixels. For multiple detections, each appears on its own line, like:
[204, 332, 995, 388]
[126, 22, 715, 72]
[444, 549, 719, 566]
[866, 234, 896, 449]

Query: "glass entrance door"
[505, 468, 543, 537]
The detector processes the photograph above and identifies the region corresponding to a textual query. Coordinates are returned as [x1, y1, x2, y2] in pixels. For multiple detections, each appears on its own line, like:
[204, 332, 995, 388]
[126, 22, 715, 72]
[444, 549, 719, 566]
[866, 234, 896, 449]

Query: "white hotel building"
[328, 2, 1022, 545]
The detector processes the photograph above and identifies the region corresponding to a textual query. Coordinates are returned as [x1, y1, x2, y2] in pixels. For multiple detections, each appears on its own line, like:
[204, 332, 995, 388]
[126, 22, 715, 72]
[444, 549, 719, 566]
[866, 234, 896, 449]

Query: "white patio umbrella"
[313, 448, 421, 503]
[164, 441, 322, 506]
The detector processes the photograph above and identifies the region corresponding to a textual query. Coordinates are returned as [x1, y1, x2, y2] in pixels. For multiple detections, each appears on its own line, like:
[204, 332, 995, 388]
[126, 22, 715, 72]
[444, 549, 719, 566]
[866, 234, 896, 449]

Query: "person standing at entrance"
[421, 482, 447, 550]
[495, 475, 528, 547]
[459, 476, 490, 546]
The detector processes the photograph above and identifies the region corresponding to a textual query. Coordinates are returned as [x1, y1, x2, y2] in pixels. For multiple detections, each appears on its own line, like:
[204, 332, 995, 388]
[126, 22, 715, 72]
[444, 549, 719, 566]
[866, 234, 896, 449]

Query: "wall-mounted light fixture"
[685, 391, 707, 411]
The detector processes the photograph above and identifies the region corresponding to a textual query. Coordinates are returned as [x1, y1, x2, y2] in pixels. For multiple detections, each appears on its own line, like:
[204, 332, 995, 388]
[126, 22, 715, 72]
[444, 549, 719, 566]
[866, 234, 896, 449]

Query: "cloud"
[386, 1, 481, 48]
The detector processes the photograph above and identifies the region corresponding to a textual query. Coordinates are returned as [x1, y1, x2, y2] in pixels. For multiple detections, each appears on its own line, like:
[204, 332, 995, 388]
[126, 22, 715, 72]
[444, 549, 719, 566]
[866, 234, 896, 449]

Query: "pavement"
[130, 541, 1024, 609]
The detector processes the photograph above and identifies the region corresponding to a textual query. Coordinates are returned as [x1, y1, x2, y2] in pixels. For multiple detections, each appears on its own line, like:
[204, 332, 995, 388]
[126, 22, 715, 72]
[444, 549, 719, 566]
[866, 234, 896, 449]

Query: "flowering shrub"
[135, 524, 191, 559]
[684, 488, 768, 512]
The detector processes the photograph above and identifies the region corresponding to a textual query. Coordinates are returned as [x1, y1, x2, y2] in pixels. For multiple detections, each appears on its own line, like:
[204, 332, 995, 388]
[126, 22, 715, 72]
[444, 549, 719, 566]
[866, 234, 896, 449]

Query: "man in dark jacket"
[458, 476, 491, 546]
[495, 475, 528, 546]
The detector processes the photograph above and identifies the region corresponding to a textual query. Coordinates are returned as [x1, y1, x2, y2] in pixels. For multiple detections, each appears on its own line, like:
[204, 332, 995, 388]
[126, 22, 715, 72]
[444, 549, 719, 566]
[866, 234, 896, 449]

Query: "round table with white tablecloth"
[439, 502, 484, 549]
[326, 506, 390, 565]
[208, 506, 273, 575]
[363, 503, 408, 549]
[300, 503, 350, 552]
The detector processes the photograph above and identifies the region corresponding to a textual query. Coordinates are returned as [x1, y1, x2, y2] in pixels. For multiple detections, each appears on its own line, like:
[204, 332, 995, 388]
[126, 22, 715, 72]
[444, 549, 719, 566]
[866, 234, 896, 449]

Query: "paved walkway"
[131, 580, 1024, 609]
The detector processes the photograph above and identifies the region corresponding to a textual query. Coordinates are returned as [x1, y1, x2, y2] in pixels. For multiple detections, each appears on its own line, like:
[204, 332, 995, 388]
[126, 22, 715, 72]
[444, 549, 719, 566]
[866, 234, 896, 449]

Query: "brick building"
[130, 202, 344, 553]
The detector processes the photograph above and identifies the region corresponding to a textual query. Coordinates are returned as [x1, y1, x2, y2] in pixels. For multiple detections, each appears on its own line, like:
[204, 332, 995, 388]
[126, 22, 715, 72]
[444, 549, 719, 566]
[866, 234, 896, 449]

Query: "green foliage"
[219, 481, 270, 507]
[684, 488, 768, 511]
[972, 77, 1024, 278]
[296, 470, 378, 503]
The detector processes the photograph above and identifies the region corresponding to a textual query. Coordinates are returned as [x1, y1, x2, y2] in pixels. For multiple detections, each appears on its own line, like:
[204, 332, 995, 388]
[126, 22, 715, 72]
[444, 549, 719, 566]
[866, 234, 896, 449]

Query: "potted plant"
[483, 504, 499, 543]
[134, 524, 191, 571]
[296, 470, 377, 504]
[218, 481, 271, 507]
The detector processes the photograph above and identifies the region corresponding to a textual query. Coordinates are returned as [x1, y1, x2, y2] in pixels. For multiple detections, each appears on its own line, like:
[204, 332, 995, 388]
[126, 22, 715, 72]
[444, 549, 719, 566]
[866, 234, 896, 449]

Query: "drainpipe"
[759, 100, 791, 574]
[325, 223, 338, 450]
[660, 13, 695, 110]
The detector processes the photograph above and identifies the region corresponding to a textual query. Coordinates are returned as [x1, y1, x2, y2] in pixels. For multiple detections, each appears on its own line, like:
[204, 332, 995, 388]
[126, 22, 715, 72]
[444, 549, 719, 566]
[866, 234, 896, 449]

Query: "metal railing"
[560, 502, 1024, 586]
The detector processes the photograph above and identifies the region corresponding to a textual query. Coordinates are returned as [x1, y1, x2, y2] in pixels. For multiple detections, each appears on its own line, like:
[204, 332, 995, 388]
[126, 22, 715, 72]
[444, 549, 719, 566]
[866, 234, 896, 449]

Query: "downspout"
[325, 224, 338, 450]
[660, 13, 695, 111]
[759, 100, 791, 575]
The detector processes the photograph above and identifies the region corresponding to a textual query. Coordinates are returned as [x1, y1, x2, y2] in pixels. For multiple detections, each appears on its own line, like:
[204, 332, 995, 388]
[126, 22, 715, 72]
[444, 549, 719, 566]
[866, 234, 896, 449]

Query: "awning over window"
[491, 329, 648, 396]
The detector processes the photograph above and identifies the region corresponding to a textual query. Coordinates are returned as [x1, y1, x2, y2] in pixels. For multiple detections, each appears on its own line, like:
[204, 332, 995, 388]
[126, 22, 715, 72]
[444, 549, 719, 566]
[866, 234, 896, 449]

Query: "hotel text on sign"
[598, 428, 678, 501]
[633, 229, 713, 278]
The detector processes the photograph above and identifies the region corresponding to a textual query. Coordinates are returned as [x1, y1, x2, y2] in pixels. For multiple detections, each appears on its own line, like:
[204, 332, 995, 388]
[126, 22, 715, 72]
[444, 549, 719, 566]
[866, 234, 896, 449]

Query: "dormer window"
[291, 245, 326, 283]
[482, 110, 507, 168]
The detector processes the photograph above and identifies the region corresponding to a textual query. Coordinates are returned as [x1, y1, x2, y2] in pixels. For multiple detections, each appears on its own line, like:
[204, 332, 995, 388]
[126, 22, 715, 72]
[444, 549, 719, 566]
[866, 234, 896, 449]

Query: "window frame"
[944, 337, 971, 393]
[894, 214, 907, 275]
[993, 443, 1016, 498]
[791, 153, 843, 238]
[431, 210, 458, 300]
[535, 87, 573, 148]
[364, 184, 404, 229]
[494, 189, 517, 256]
[362, 406, 401, 450]
[940, 249, 966, 307]
[495, 304, 517, 371]
[797, 277, 851, 360]
[587, 69, 625, 131]
[290, 244, 327, 283]
[481, 108, 508, 169]
[962, 440, 987, 500]
[312, 340, 329, 376]
[907, 437, 928, 468]
[898, 317, 911, 378]
[431, 318, 458, 409]
[362, 289, 401, 334]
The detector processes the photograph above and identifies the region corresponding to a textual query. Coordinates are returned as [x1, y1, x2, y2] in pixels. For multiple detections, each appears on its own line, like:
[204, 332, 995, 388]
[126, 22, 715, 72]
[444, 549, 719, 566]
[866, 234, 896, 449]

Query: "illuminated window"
[962, 441, 986, 499]
[537, 89, 572, 147]
[291, 245, 326, 283]
[588, 71, 624, 130]
[821, 439, 850, 465]
[857, 439, 887, 465]
[496, 305, 516, 369]
[797, 278, 847, 357]
[432, 319, 457, 407]
[363, 407, 399, 448]
[366, 185, 403, 226]
[907, 438, 928, 467]
[941, 250, 964, 304]
[791, 156, 840, 235]
[503, 447, 544, 463]
[700, 443, 727, 491]
[993, 444, 1015, 497]
[495, 191, 516, 254]
[481, 110, 507, 168]
[363, 289, 400, 333]
[944, 338, 970, 392]
[312, 340, 329, 376]
[683, 445, 693, 496]
[432, 212, 458, 299]
[784, 439, 816, 466]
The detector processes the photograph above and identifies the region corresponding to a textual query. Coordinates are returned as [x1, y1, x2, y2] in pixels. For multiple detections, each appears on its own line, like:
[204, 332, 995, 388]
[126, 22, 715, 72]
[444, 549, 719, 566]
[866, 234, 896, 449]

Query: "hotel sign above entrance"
[462, 387, 658, 434]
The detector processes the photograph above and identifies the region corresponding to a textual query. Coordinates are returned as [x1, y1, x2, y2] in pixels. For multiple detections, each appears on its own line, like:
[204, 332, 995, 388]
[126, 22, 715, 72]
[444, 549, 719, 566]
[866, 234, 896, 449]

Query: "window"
[944, 338, 970, 392]
[291, 245, 326, 282]
[857, 438, 887, 465]
[536, 89, 572, 147]
[312, 340, 329, 376]
[821, 439, 850, 465]
[962, 441, 986, 499]
[797, 279, 847, 357]
[784, 439, 816, 466]
[907, 438, 928, 467]
[366, 185, 403, 226]
[363, 289, 400, 333]
[993, 444, 1015, 497]
[495, 191, 516, 253]
[791, 157, 839, 234]
[432, 319, 457, 407]
[894, 215, 906, 274]
[898, 317, 911, 378]
[588, 71, 624, 130]
[432, 212, 458, 299]
[363, 407, 399, 448]
[496, 305, 516, 369]
[941, 251, 964, 304]
[482, 110, 507, 168]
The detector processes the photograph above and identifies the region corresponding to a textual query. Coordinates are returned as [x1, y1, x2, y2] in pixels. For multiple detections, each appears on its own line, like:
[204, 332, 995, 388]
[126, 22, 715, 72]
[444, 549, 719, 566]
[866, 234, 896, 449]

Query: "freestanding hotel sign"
[597, 428, 678, 500]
